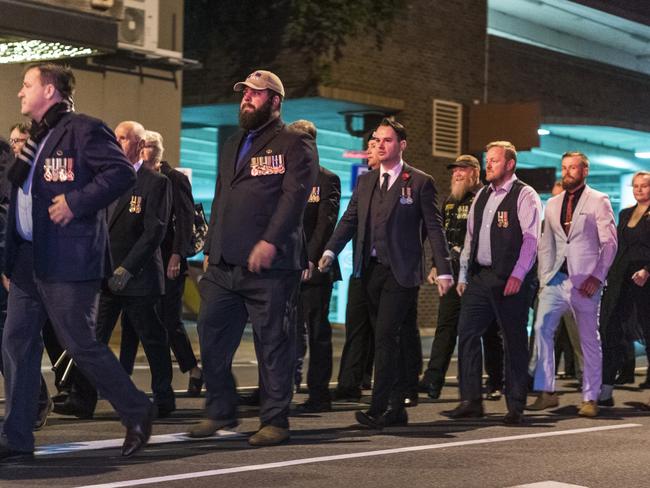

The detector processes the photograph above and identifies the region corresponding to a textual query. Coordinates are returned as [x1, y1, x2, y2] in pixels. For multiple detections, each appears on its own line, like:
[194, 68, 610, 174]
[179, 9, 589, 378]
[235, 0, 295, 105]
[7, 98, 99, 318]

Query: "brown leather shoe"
[187, 418, 239, 438]
[577, 400, 599, 418]
[525, 392, 559, 411]
[248, 425, 290, 446]
[122, 404, 155, 457]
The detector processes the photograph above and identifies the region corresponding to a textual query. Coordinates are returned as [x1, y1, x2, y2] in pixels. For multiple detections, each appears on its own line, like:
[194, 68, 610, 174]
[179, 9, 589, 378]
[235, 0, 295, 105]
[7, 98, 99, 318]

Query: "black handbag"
[187, 202, 209, 256]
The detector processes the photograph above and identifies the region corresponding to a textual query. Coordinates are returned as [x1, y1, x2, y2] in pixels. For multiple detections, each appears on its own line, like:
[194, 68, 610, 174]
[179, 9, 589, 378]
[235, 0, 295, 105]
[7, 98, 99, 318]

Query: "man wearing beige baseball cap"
[188, 70, 318, 446]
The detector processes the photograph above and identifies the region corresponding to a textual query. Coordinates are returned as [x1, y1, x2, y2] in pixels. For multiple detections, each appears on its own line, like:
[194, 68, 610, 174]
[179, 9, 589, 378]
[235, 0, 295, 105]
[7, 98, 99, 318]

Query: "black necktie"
[381, 173, 389, 194]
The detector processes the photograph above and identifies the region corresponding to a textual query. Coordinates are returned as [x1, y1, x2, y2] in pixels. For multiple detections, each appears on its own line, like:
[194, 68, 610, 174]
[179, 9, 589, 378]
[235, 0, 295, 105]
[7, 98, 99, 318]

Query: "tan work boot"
[578, 400, 599, 418]
[525, 392, 559, 411]
[187, 418, 238, 438]
[248, 425, 290, 446]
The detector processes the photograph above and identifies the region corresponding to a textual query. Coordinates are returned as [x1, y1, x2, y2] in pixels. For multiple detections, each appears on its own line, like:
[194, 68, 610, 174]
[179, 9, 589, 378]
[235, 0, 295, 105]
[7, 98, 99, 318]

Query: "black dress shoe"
[639, 380, 650, 389]
[597, 397, 615, 407]
[503, 410, 525, 425]
[34, 397, 53, 431]
[383, 407, 408, 426]
[295, 399, 332, 413]
[355, 410, 385, 429]
[486, 389, 503, 401]
[615, 373, 635, 385]
[0, 445, 34, 462]
[52, 394, 95, 419]
[238, 389, 261, 406]
[333, 388, 361, 402]
[443, 400, 484, 419]
[404, 392, 419, 408]
[156, 403, 176, 418]
[187, 373, 204, 397]
[122, 404, 155, 457]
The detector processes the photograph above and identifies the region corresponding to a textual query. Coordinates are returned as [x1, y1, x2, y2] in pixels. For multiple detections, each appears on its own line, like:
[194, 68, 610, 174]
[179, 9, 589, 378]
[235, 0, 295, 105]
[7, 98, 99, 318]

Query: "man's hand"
[632, 268, 649, 287]
[167, 253, 182, 280]
[426, 267, 438, 285]
[578, 275, 601, 297]
[48, 194, 74, 226]
[248, 240, 276, 273]
[108, 266, 132, 292]
[318, 253, 334, 273]
[302, 261, 315, 282]
[503, 276, 522, 296]
[1, 274, 9, 292]
[457, 282, 467, 297]
[203, 254, 209, 273]
[437, 277, 453, 297]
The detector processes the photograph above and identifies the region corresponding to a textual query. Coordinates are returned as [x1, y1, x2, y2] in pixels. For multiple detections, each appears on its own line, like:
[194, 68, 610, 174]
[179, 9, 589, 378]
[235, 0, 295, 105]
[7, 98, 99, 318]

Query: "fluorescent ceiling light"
[537, 128, 550, 135]
[634, 151, 650, 159]
[0, 39, 98, 64]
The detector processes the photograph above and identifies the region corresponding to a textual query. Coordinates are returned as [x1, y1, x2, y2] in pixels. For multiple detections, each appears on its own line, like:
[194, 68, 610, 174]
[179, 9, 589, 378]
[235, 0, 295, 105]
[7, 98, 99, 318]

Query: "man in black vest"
[188, 70, 318, 446]
[445, 141, 541, 424]
[419, 155, 504, 400]
[320, 118, 452, 428]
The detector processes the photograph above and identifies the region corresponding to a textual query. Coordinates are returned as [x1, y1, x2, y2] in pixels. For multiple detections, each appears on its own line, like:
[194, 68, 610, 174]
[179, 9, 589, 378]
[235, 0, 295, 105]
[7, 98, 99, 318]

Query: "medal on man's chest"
[129, 195, 142, 214]
[400, 186, 413, 205]
[308, 186, 321, 203]
[250, 153, 285, 176]
[44, 154, 75, 182]
[497, 210, 509, 228]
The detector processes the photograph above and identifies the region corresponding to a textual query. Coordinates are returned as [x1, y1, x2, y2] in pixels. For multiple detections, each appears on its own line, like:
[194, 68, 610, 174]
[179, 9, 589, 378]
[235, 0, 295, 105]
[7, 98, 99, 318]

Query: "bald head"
[115, 120, 146, 164]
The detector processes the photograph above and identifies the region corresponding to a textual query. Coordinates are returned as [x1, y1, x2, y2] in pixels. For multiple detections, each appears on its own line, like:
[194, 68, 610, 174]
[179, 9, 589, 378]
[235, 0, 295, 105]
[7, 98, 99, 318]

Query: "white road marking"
[508, 482, 588, 488]
[36, 430, 243, 456]
[72, 423, 640, 488]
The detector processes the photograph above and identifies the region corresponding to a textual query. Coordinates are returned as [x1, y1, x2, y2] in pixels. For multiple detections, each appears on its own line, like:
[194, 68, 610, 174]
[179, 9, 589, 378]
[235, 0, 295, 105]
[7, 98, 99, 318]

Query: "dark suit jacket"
[303, 166, 342, 285]
[205, 117, 318, 271]
[107, 165, 171, 296]
[4, 112, 136, 282]
[159, 161, 194, 272]
[326, 162, 451, 288]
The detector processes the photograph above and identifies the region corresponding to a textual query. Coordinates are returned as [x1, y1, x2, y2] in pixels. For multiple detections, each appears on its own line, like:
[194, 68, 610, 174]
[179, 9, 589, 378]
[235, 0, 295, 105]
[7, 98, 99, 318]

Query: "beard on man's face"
[450, 176, 474, 202]
[561, 174, 585, 191]
[239, 97, 274, 131]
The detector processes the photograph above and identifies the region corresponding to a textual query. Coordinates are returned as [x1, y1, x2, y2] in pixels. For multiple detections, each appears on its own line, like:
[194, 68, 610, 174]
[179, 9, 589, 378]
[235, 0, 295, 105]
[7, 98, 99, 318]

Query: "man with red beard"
[188, 70, 318, 446]
[419, 155, 504, 400]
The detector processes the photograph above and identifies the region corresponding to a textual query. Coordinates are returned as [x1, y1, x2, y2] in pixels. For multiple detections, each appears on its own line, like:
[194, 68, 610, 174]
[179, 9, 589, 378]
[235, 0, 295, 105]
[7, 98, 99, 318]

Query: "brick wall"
[487, 36, 650, 130]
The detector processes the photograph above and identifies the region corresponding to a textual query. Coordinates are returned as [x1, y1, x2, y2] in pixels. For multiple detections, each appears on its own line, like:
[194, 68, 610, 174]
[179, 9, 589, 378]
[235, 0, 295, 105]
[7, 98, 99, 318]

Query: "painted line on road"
[72, 423, 641, 488]
[35, 430, 243, 456]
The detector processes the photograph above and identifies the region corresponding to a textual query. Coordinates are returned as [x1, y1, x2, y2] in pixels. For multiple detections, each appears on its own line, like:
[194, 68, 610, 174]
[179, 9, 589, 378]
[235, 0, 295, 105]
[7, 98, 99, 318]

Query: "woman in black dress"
[599, 171, 650, 406]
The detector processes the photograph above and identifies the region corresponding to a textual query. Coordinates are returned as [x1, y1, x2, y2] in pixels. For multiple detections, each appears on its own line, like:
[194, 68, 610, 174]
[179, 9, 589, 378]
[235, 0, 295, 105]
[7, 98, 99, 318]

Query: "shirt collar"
[489, 173, 517, 193]
[380, 159, 404, 179]
[134, 159, 143, 172]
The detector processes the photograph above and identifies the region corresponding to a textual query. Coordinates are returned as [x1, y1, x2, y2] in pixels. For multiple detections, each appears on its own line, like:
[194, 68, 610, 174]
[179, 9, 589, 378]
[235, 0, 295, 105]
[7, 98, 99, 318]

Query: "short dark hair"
[10, 122, 31, 134]
[562, 151, 589, 168]
[288, 119, 317, 139]
[25, 62, 75, 101]
[378, 118, 407, 141]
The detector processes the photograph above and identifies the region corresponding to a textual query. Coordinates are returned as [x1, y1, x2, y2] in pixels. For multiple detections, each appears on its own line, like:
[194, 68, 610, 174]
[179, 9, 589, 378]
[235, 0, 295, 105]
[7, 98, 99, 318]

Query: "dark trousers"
[402, 301, 423, 395]
[423, 287, 504, 391]
[363, 260, 419, 414]
[94, 292, 175, 409]
[337, 277, 374, 395]
[295, 282, 334, 402]
[198, 262, 301, 429]
[457, 268, 531, 413]
[120, 274, 198, 374]
[1, 242, 150, 452]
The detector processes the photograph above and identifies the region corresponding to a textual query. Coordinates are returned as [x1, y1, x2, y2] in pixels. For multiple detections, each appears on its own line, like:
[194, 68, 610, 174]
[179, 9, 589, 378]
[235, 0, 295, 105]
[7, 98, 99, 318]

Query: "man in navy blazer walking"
[0, 63, 154, 461]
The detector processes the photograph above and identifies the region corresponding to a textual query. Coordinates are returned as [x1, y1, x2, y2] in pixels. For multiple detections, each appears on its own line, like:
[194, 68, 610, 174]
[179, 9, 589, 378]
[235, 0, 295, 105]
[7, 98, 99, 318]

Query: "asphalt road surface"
[2, 327, 650, 488]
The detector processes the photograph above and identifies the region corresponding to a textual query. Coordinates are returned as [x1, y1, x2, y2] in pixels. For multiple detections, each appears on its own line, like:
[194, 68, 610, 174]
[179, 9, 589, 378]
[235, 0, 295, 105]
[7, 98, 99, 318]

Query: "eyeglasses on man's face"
[9, 138, 27, 145]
